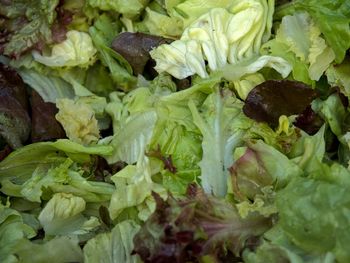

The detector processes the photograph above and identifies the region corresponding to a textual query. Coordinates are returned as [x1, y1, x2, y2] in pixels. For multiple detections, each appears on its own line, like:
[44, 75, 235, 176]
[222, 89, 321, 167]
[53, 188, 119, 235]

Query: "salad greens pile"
[0, 0, 350, 262]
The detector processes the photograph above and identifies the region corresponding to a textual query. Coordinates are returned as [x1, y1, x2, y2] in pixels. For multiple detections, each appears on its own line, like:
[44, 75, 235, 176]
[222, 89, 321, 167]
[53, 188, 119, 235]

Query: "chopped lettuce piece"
[189, 87, 244, 197]
[151, 0, 276, 79]
[0, 203, 36, 263]
[229, 140, 302, 201]
[38, 192, 99, 236]
[276, 170, 350, 263]
[109, 156, 166, 221]
[10, 236, 83, 263]
[275, 0, 350, 63]
[84, 220, 141, 263]
[56, 98, 100, 145]
[87, 0, 148, 18]
[89, 14, 136, 90]
[326, 60, 350, 99]
[32, 30, 97, 68]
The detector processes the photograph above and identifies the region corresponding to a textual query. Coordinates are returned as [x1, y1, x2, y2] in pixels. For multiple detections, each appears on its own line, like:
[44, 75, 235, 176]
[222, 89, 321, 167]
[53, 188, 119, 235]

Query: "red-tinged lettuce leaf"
[0, 144, 12, 161]
[243, 80, 317, 126]
[51, 0, 73, 43]
[111, 32, 173, 76]
[0, 0, 60, 57]
[132, 186, 272, 263]
[229, 140, 302, 201]
[30, 90, 66, 143]
[294, 106, 324, 135]
[0, 63, 31, 149]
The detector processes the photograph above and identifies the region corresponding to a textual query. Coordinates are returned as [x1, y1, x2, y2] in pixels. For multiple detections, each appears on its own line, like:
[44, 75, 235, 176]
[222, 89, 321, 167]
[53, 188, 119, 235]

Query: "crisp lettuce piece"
[312, 94, 346, 138]
[0, 139, 113, 183]
[326, 60, 350, 99]
[276, 169, 350, 263]
[89, 14, 137, 90]
[274, 12, 335, 81]
[243, 226, 336, 263]
[105, 111, 157, 164]
[219, 55, 292, 82]
[151, 0, 277, 79]
[229, 140, 302, 200]
[232, 73, 265, 100]
[56, 98, 100, 145]
[171, 0, 234, 27]
[109, 156, 166, 221]
[0, 203, 36, 263]
[18, 68, 75, 103]
[189, 87, 245, 197]
[87, 0, 148, 18]
[33, 31, 97, 68]
[288, 126, 326, 175]
[261, 39, 312, 84]
[38, 193, 99, 236]
[83, 220, 141, 263]
[142, 7, 183, 38]
[275, 0, 350, 63]
[9, 236, 83, 263]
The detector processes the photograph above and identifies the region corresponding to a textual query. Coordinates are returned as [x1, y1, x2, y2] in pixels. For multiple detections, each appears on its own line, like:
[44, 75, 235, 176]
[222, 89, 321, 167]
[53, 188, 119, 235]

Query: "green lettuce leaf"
[87, 0, 148, 18]
[38, 192, 99, 236]
[326, 60, 350, 99]
[276, 166, 350, 263]
[151, 0, 277, 79]
[9, 236, 83, 263]
[229, 140, 302, 201]
[108, 156, 166, 221]
[84, 220, 141, 263]
[0, 203, 36, 263]
[189, 87, 244, 197]
[243, 226, 336, 263]
[56, 98, 101, 145]
[275, 0, 350, 63]
[312, 94, 346, 138]
[0, 139, 113, 184]
[89, 14, 137, 90]
[32, 30, 97, 68]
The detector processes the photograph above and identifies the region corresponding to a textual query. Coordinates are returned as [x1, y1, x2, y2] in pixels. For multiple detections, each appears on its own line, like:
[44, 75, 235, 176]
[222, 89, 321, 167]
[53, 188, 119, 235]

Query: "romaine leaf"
[189, 87, 244, 197]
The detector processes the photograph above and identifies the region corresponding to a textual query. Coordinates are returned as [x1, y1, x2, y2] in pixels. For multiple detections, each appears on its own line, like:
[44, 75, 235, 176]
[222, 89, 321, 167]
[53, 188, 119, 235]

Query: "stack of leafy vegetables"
[0, 0, 350, 262]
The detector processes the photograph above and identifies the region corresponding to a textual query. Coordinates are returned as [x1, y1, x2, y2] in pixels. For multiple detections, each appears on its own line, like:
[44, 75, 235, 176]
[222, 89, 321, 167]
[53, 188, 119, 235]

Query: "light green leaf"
[84, 220, 141, 263]
[33, 31, 97, 68]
